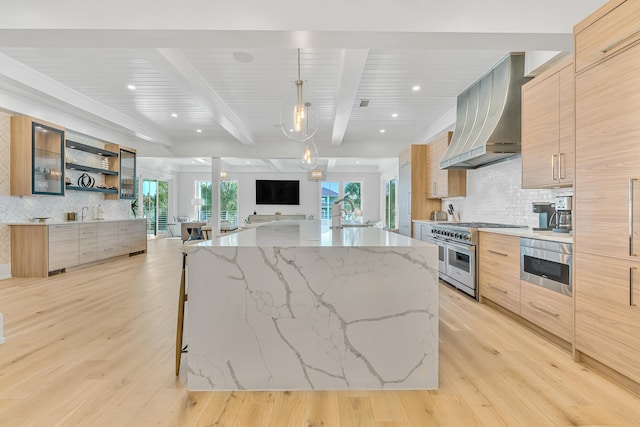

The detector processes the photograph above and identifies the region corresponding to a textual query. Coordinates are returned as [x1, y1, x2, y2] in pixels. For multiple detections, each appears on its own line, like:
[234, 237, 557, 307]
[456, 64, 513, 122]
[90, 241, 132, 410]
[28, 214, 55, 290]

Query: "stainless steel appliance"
[551, 196, 572, 233]
[429, 222, 525, 299]
[532, 202, 554, 231]
[520, 238, 572, 296]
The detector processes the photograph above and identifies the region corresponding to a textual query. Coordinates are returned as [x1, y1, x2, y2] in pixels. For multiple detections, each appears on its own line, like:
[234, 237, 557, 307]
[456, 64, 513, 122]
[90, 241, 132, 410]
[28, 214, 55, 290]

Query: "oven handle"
[446, 241, 475, 253]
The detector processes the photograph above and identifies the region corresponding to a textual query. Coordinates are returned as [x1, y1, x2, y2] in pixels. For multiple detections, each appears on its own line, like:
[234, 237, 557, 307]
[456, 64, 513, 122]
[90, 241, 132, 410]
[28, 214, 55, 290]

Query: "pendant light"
[298, 138, 319, 170]
[280, 49, 318, 142]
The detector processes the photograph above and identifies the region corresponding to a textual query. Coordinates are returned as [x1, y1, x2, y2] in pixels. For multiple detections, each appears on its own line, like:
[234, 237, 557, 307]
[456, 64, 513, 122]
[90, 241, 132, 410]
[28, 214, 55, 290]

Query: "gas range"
[430, 222, 525, 246]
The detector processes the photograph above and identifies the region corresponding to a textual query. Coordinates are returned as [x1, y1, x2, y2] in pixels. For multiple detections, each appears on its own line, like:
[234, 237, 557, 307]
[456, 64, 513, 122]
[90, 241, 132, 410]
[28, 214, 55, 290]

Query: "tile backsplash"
[441, 155, 572, 227]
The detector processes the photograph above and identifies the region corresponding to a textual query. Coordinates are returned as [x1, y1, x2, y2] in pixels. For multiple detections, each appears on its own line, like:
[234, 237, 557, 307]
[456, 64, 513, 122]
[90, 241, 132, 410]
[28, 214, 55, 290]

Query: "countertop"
[7, 218, 145, 226]
[189, 220, 431, 248]
[478, 227, 573, 244]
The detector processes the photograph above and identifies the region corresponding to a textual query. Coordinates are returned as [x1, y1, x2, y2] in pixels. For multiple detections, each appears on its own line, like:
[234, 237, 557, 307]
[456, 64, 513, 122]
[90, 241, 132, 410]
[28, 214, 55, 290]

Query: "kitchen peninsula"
[184, 220, 439, 391]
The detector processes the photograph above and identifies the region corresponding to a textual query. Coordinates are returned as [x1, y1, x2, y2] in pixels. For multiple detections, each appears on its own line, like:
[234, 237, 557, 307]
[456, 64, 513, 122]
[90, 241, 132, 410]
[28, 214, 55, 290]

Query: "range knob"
[454, 233, 461, 239]
[463, 234, 471, 241]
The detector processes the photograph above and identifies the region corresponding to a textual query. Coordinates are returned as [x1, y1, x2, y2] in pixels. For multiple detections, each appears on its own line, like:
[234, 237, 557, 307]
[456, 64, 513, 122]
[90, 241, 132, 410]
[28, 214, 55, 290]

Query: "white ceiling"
[0, 0, 607, 173]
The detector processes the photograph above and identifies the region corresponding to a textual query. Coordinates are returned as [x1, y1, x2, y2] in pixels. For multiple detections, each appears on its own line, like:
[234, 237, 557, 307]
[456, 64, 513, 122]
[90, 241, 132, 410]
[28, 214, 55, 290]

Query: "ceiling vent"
[359, 100, 370, 107]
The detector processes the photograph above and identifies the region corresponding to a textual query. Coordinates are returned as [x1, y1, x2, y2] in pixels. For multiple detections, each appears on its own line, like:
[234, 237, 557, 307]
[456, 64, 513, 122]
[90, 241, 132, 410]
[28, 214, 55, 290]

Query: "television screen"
[255, 180, 300, 205]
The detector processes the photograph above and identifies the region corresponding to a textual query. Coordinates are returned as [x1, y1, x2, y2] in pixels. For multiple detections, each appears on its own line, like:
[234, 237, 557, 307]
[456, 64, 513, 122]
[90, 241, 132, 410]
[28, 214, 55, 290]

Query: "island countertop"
[184, 219, 439, 391]
[187, 220, 431, 248]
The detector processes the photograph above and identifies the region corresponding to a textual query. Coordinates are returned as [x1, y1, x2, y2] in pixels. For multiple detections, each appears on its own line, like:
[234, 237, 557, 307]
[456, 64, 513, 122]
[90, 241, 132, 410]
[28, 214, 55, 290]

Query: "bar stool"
[175, 251, 187, 375]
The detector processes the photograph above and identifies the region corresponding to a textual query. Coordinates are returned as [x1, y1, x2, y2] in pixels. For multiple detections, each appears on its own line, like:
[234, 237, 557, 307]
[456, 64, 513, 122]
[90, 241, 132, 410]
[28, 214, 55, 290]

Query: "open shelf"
[65, 185, 118, 194]
[65, 140, 118, 157]
[66, 163, 118, 176]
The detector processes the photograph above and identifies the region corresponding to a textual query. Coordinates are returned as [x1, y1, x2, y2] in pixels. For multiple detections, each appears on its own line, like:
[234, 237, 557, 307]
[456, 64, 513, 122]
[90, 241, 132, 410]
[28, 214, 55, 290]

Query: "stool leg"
[176, 252, 187, 375]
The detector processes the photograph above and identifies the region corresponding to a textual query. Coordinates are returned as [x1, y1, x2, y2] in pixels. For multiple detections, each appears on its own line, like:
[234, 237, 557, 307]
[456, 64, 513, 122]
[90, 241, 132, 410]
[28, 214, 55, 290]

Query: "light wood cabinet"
[130, 220, 147, 253]
[48, 224, 79, 271]
[397, 145, 441, 237]
[426, 132, 466, 198]
[574, 0, 640, 73]
[574, 252, 640, 383]
[574, 0, 640, 384]
[520, 280, 573, 342]
[9, 220, 147, 277]
[521, 57, 574, 189]
[97, 222, 119, 260]
[479, 232, 521, 314]
[575, 42, 640, 260]
[79, 223, 98, 264]
[105, 146, 137, 200]
[10, 116, 66, 196]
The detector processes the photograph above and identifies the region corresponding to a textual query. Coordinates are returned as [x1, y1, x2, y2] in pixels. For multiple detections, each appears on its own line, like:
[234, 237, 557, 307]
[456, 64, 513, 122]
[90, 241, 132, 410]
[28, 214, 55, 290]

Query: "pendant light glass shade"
[280, 49, 318, 142]
[298, 139, 319, 170]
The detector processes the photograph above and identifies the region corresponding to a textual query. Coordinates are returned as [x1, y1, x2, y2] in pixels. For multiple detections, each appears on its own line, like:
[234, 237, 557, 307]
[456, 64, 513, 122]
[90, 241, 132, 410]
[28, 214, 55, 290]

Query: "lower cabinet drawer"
[480, 273, 521, 314]
[520, 280, 573, 342]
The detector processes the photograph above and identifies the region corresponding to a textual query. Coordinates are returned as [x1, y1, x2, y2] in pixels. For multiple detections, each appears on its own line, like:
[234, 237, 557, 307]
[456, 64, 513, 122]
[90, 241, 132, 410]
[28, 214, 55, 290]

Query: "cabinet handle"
[487, 249, 508, 257]
[551, 155, 558, 180]
[559, 153, 565, 180]
[489, 283, 508, 294]
[630, 178, 639, 256]
[600, 29, 640, 53]
[528, 301, 560, 318]
[631, 267, 637, 307]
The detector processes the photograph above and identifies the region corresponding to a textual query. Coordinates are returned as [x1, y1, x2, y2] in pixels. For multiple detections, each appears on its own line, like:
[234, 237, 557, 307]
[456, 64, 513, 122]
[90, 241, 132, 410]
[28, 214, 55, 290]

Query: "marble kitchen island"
[184, 220, 439, 391]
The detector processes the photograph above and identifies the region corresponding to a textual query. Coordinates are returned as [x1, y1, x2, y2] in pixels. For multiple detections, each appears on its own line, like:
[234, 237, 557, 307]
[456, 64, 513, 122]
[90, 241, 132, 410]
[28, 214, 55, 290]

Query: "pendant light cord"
[297, 48, 301, 81]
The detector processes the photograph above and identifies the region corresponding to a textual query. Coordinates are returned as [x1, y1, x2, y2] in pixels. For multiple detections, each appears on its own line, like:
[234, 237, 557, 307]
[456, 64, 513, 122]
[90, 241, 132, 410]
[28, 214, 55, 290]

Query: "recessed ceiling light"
[127, 85, 136, 90]
[392, 113, 398, 118]
[171, 113, 178, 118]
[380, 129, 386, 133]
[246, 161, 251, 165]
[191, 161, 196, 164]
[412, 85, 420, 91]
[196, 129, 202, 133]
[356, 161, 360, 165]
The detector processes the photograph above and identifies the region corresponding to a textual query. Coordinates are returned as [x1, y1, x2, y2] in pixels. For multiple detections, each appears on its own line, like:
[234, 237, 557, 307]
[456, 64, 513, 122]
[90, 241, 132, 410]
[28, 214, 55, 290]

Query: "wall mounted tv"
[255, 180, 300, 205]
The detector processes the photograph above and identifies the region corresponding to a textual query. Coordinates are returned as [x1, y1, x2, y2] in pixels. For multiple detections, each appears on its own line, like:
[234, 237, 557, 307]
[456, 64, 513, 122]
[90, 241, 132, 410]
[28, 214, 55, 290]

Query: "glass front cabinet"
[10, 116, 65, 196]
[105, 146, 136, 200]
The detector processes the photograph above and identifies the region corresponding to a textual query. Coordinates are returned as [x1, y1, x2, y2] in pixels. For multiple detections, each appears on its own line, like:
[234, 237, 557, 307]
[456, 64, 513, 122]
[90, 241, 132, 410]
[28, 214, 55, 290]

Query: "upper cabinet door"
[575, 42, 640, 259]
[521, 58, 574, 189]
[119, 148, 136, 199]
[11, 116, 65, 197]
[558, 64, 574, 186]
[521, 73, 560, 189]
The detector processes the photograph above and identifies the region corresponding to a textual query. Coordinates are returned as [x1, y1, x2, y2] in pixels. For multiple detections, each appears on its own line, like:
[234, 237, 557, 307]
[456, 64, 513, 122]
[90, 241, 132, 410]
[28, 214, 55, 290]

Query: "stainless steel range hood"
[440, 53, 531, 170]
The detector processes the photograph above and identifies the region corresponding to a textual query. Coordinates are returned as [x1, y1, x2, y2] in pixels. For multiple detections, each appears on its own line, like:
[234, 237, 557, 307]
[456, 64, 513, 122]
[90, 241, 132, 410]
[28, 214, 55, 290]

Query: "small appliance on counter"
[532, 202, 555, 231]
[430, 211, 448, 221]
[551, 196, 572, 233]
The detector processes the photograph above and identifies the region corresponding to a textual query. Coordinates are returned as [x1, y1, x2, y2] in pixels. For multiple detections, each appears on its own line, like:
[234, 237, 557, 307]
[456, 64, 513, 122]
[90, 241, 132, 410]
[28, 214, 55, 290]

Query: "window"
[385, 178, 396, 229]
[195, 181, 212, 221]
[320, 181, 362, 220]
[143, 179, 169, 235]
[195, 180, 239, 224]
[343, 182, 362, 211]
[220, 181, 238, 225]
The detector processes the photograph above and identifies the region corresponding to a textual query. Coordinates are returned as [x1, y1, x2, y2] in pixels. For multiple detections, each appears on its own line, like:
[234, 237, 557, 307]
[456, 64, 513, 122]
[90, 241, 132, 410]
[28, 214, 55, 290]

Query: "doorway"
[143, 179, 169, 236]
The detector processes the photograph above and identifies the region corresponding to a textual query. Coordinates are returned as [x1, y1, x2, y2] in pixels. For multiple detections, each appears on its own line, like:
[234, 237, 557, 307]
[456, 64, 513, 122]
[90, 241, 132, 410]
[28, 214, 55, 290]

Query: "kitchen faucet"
[81, 206, 89, 222]
[331, 198, 354, 229]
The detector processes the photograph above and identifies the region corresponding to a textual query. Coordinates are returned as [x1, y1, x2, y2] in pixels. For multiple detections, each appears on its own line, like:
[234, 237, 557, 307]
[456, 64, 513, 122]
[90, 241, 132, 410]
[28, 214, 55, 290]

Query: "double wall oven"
[424, 222, 525, 299]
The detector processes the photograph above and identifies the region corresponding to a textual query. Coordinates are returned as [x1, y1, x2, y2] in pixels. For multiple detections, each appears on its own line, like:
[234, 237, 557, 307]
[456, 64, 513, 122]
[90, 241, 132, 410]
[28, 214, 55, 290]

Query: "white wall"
[175, 169, 382, 225]
[441, 155, 572, 227]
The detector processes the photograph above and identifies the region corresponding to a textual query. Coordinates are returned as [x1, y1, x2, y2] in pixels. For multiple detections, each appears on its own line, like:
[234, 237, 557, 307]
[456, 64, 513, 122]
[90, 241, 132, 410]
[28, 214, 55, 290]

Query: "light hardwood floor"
[1, 237, 639, 426]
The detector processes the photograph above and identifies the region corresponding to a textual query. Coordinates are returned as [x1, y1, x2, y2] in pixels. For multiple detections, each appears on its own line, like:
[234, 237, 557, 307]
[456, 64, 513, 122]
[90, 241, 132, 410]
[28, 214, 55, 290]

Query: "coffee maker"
[532, 202, 555, 231]
[552, 196, 572, 233]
